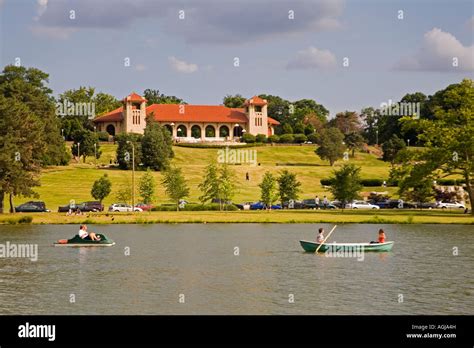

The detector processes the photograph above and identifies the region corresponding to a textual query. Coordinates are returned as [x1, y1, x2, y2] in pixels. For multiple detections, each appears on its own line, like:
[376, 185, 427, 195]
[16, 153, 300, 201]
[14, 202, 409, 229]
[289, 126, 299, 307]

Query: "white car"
[347, 200, 380, 209]
[109, 203, 143, 212]
[437, 201, 465, 209]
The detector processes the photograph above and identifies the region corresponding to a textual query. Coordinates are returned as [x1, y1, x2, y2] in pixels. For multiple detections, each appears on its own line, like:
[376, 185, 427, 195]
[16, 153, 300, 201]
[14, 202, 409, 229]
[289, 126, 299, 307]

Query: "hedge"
[174, 143, 264, 149]
[151, 203, 239, 211]
[320, 178, 396, 187]
[279, 134, 294, 143]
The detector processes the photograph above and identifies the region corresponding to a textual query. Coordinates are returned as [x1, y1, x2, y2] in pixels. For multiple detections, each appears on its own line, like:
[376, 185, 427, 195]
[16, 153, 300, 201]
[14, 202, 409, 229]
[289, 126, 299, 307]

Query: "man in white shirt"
[78, 225, 100, 241]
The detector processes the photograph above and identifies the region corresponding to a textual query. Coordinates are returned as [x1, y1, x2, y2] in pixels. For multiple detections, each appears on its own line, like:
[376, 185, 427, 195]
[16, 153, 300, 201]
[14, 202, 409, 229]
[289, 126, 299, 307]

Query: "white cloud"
[36, 0, 49, 19]
[286, 46, 337, 70]
[395, 28, 474, 72]
[168, 56, 198, 74]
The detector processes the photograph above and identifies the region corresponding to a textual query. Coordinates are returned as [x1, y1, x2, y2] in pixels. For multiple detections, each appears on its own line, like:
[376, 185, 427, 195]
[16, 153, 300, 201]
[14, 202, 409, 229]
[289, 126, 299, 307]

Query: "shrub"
[267, 135, 280, 143]
[152, 203, 239, 211]
[174, 143, 264, 149]
[242, 133, 256, 143]
[437, 179, 465, 186]
[97, 131, 110, 141]
[255, 134, 267, 143]
[279, 134, 294, 143]
[293, 134, 307, 143]
[320, 178, 334, 186]
[307, 133, 319, 144]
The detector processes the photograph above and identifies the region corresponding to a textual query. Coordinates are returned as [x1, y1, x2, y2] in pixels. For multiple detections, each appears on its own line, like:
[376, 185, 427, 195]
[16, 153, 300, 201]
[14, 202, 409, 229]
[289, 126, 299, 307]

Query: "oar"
[315, 225, 337, 253]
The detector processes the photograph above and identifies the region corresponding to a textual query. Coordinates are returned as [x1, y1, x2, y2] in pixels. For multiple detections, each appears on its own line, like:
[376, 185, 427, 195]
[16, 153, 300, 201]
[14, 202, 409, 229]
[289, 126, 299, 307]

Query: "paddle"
[315, 225, 337, 253]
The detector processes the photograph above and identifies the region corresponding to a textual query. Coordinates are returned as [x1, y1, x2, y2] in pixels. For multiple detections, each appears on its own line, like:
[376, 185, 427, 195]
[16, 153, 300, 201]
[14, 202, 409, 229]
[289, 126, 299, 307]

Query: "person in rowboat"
[316, 228, 325, 243]
[78, 224, 101, 241]
[370, 229, 386, 244]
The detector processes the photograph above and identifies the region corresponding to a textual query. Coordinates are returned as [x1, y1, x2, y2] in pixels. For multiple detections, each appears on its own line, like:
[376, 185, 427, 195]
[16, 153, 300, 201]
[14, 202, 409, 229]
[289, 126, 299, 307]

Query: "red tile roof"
[245, 95, 267, 106]
[123, 92, 147, 103]
[93, 104, 280, 125]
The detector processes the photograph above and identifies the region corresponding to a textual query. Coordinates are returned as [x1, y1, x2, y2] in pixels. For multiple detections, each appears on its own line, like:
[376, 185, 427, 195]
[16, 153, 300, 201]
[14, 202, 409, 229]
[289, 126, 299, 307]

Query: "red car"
[135, 203, 154, 211]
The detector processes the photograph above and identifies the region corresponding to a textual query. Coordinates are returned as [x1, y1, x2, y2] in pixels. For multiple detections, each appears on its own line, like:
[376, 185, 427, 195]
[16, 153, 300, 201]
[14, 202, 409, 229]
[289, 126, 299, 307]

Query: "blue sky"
[0, 0, 473, 116]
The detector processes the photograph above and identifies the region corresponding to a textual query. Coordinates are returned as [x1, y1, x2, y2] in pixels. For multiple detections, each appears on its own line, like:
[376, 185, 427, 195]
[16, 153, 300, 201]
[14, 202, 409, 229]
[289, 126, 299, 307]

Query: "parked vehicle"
[58, 201, 104, 213]
[283, 200, 305, 209]
[250, 201, 282, 210]
[108, 203, 143, 212]
[15, 201, 49, 212]
[135, 203, 154, 211]
[436, 201, 465, 209]
[347, 200, 380, 209]
[235, 202, 253, 210]
[372, 199, 404, 209]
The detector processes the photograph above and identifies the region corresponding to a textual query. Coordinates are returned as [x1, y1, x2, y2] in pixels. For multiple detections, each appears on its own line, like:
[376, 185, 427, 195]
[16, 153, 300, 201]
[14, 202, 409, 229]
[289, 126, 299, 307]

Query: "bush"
[279, 134, 294, 143]
[255, 134, 267, 143]
[267, 135, 280, 143]
[175, 143, 264, 149]
[293, 134, 307, 143]
[152, 203, 239, 211]
[307, 133, 319, 144]
[321, 178, 396, 187]
[98, 131, 110, 141]
[242, 133, 256, 143]
[320, 178, 334, 186]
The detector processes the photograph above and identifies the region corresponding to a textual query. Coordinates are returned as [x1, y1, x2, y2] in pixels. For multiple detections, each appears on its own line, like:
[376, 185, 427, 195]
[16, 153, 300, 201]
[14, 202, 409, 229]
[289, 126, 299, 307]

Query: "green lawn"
[4, 143, 399, 211]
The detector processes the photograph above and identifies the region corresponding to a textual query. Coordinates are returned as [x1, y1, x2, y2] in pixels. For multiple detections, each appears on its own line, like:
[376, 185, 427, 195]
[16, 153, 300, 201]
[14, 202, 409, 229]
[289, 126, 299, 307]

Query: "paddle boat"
[54, 234, 115, 247]
[299, 240, 394, 253]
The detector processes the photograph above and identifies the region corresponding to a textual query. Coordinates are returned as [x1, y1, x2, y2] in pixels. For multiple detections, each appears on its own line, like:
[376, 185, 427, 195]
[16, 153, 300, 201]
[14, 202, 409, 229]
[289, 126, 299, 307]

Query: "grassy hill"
[6, 143, 399, 211]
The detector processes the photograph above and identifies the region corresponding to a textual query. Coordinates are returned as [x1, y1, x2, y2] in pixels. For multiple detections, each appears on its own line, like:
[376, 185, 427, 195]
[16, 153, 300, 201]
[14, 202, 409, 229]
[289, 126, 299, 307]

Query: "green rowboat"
[54, 234, 115, 247]
[299, 240, 394, 253]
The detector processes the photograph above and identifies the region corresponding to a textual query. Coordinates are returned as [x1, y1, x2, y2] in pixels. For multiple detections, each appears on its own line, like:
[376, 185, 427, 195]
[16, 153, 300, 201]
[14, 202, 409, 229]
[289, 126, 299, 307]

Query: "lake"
[0, 224, 472, 315]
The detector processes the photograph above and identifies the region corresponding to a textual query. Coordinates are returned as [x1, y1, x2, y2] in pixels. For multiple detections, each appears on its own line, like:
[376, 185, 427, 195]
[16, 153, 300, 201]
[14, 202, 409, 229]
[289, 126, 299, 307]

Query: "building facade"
[93, 92, 279, 142]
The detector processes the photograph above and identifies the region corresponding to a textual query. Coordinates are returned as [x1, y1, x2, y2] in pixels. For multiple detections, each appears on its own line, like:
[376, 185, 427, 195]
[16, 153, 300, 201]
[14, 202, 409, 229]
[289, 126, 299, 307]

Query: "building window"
[191, 125, 201, 139]
[219, 126, 229, 138]
[205, 125, 216, 137]
[177, 125, 187, 137]
[255, 106, 262, 112]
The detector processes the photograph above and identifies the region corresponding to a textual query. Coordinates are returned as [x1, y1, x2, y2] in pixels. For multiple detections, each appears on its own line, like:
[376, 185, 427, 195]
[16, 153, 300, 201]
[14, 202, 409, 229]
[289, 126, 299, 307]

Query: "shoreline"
[0, 210, 472, 225]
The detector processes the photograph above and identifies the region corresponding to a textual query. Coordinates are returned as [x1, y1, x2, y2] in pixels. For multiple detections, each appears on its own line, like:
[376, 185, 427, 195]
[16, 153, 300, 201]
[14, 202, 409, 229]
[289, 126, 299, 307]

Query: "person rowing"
[78, 224, 101, 241]
[316, 228, 325, 243]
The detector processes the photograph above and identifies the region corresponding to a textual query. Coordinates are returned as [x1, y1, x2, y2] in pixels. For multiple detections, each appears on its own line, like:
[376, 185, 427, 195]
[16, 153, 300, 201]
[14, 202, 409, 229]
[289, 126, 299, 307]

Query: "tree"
[293, 99, 329, 121]
[115, 186, 132, 204]
[360, 107, 379, 145]
[143, 89, 185, 104]
[223, 94, 246, 108]
[218, 164, 236, 210]
[277, 170, 301, 207]
[161, 166, 189, 211]
[329, 111, 361, 136]
[141, 115, 174, 171]
[91, 174, 112, 203]
[394, 79, 474, 215]
[328, 163, 363, 210]
[258, 94, 290, 124]
[115, 133, 143, 170]
[344, 132, 365, 157]
[259, 172, 278, 209]
[198, 162, 220, 203]
[139, 169, 156, 204]
[71, 129, 101, 163]
[382, 135, 406, 163]
[315, 127, 345, 166]
[282, 123, 293, 134]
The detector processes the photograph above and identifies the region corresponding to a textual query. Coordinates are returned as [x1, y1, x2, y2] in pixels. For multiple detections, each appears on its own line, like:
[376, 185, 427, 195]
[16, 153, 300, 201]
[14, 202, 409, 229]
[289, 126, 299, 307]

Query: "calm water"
[0, 224, 473, 315]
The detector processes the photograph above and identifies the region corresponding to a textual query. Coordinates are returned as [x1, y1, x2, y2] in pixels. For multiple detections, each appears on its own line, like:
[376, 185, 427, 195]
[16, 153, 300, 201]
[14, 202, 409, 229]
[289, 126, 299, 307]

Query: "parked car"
[372, 199, 404, 209]
[436, 201, 465, 209]
[250, 201, 282, 210]
[15, 201, 49, 212]
[235, 202, 253, 210]
[347, 200, 380, 209]
[58, 201, 104, 213]
[135, 203, 154, 211]
[283, 200, 305, 209]
[109, 203, 143, 212]
[300, 199, 337, 209]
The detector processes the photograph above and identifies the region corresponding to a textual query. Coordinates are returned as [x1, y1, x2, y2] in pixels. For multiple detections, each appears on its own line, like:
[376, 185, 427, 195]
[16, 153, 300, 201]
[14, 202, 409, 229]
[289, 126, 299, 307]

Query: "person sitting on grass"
[78, 224, 100, 241]
[316, 228, 325, 244]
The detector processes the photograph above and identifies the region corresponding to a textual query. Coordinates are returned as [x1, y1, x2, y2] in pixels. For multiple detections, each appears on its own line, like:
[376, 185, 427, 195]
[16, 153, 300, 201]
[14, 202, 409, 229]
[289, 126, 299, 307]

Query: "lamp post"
[376, 129, 379, 146]
[407, 139, 410, 147]
[126, 141, 135, 211]
[77, 142, 80, 162]
[94, 143, 97, 164]
[61, 128, 64, 140]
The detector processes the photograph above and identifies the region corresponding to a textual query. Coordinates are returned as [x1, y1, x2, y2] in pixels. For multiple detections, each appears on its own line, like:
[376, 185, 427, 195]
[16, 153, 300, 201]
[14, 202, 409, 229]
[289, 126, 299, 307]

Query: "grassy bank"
[1, 210, 472, 225]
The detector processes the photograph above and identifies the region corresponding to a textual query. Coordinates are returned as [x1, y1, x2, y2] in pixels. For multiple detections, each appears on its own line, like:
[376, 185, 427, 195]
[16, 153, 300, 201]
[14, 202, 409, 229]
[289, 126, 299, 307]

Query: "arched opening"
[164, 124, 173, 135]
[191, 125, 201, 139]
[177, 125, 187, 137]
[233, 125, 243, 137]
[205, 125, 216, 138]
[106, 124, 115, 136]
[219, 126, 230, 138]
